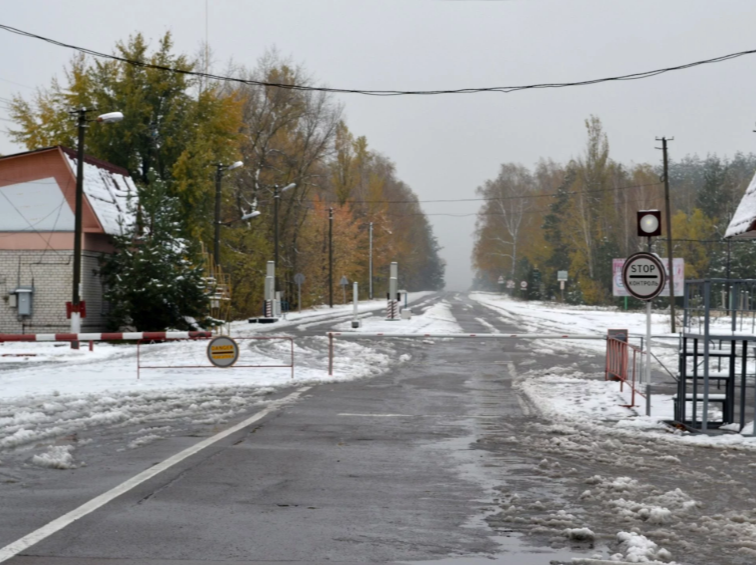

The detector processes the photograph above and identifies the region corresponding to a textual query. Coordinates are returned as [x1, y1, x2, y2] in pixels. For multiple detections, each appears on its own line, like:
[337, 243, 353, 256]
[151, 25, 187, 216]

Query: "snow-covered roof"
[726, 169, 756, 239]
[64, 152, 138, 235]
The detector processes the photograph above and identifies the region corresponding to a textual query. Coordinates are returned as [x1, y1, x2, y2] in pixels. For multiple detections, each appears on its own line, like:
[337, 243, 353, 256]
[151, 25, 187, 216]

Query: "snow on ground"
[229, 291, 437, 335]
[515, 365, 756, 449]
[471, 291, 756, 380]
[469, 291, 677, 353]
[0, 293, 452, 456]
[469, 292, 683, 384]
[330, 298, 464, 334]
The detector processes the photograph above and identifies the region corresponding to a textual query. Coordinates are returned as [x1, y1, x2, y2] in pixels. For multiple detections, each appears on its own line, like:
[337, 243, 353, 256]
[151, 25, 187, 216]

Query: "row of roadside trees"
[472, 116, 756, 306]
[8, 34, 445, 329]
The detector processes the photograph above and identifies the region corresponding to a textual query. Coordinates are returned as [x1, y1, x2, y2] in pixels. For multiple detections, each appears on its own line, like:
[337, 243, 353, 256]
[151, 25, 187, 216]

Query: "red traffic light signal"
[637, 210, 662, 237]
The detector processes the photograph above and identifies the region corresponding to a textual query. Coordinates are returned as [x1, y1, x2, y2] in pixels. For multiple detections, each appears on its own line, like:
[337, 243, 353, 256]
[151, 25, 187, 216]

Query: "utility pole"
[71, 109, 88, 341]
[329, 207, 334, 308]
[69, 108, 123, 344]
[274, 185, 280, 291]
[214, 165, 223, 268]
[271, 183, 293, 294]
[657, 136, 676, 333]
[368, 222, 373, 300]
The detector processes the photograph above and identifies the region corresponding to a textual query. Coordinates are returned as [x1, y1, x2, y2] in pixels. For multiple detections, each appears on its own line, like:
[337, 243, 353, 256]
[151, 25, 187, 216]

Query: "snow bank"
[0, 294, 454, 456]
[612, 531, 673, 563]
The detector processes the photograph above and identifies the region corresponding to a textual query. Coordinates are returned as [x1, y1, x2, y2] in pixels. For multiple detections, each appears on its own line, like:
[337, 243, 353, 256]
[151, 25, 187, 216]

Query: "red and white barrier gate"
[326, 331, 606, 376]
[0, 331, 212, 343]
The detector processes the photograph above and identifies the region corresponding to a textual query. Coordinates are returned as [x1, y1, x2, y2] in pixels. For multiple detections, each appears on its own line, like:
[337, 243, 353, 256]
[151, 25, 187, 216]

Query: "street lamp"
[273, 182, 295, 292]
[69, 107, 123, 339]
[213, 161, 244, 268]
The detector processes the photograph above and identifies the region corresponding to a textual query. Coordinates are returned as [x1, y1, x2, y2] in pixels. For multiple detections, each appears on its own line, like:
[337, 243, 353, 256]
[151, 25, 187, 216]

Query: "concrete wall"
[0, 250, 108, 333]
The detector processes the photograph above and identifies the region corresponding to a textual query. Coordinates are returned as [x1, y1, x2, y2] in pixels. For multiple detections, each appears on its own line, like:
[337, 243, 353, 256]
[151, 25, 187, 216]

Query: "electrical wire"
[384, 194, 666, 216]
[1, 23, 755, 96]
[315, 181, 662, 205]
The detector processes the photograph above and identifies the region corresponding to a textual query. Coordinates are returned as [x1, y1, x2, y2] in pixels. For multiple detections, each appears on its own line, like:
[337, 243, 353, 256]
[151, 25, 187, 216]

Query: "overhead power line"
[1, 23, 755, 96]
[319, 181, 662, 205]
[387, 194, 666, 217]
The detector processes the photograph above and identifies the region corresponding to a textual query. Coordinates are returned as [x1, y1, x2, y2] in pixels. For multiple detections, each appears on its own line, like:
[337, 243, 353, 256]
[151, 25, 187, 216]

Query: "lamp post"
[273, 182, 295, 292]
[69, 108, 123, 340]
[369, 222, 373, 300]
[213, 161, 243, 268]
[329, 207, 333, 308]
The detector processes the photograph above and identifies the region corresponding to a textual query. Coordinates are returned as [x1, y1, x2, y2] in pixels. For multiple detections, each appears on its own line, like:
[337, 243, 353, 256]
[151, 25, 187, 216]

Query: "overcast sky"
[2, 0, 756, 289]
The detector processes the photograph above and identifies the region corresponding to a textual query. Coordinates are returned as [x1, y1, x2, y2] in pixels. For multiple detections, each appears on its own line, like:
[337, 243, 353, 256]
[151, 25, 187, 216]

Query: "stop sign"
[622, 252, 667, 301]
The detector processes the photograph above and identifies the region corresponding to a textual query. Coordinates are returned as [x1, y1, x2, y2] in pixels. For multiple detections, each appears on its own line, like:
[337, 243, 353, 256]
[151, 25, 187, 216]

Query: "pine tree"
[99, 171, 214, 330]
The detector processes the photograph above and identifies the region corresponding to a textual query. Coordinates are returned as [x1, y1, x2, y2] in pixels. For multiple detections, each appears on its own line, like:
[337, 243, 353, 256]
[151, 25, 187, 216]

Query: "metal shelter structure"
[679, 279, 756, 432]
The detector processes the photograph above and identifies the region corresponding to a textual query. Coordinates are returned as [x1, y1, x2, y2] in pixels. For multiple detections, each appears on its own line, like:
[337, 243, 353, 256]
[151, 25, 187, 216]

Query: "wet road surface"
[2, 294, 755, 564]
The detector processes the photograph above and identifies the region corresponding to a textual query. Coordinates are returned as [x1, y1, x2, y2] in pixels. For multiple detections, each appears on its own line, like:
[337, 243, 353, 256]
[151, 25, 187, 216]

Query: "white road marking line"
[338, 413, 432, 417]
[337, 413, 500, 419]
[0, 386, 311, 563]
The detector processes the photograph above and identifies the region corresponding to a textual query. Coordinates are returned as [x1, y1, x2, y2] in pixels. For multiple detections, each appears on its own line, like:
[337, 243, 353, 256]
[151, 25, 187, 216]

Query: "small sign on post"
[557, 271, 568, 300]
[623, 251, 667, 419]
[207, 336, 239, 368]
[340, 275, 349, 304]
[621, 252, 667, 301]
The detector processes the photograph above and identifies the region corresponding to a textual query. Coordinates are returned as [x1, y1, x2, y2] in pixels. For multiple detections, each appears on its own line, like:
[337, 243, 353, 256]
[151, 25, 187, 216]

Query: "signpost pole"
[622, 244, 666, 418]
[646, 299, 652, 416]
[293, 273, 305, 314]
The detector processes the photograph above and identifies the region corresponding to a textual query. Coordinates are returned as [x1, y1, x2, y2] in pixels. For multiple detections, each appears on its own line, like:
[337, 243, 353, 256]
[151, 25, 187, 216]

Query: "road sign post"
[622, 251, 667, 417]
[557, 271, 568, 302]
[340, 275, 349, 304]
[207, 336, 240, 368]
[294, 273, 305, 313]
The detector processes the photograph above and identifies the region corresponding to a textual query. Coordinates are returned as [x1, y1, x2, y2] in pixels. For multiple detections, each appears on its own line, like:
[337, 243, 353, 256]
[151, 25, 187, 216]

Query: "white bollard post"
[352, 282, 361, 328]
[264, 261, 275, 319]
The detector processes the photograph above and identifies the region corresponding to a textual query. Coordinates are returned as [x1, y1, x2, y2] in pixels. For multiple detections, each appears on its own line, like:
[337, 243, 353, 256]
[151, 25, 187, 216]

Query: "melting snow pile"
[516, 367, 637, 421]
[0, 386, 275, 454]
[30, 445, 77, 470]
[612, 531, 673, 563]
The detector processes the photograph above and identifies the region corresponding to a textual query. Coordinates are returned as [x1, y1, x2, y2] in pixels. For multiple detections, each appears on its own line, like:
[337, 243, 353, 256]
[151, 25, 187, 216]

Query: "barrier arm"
[326, 331, 606, 377]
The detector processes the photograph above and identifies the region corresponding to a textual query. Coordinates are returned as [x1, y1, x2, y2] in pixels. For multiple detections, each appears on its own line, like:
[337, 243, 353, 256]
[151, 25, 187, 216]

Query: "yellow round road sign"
[207, 336, 240, 368]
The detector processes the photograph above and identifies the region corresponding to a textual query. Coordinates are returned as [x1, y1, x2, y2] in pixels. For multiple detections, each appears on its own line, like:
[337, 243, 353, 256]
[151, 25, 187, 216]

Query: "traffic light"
[637, 210, 662, 237]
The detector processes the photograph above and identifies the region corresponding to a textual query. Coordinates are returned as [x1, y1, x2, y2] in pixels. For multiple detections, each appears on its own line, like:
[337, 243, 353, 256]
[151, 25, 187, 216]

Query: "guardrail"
[137, 336, 294, 380]
[605, 337, 645, 408]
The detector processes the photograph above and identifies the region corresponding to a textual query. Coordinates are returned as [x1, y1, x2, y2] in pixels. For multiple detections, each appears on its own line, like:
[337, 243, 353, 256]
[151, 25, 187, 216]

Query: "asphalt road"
[0, 293, 589, 564]
[4, 294, 752, 564]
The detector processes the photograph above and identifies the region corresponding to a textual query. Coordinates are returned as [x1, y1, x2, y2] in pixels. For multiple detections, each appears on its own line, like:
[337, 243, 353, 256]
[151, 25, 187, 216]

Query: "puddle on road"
[400, 531, 579, 565]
